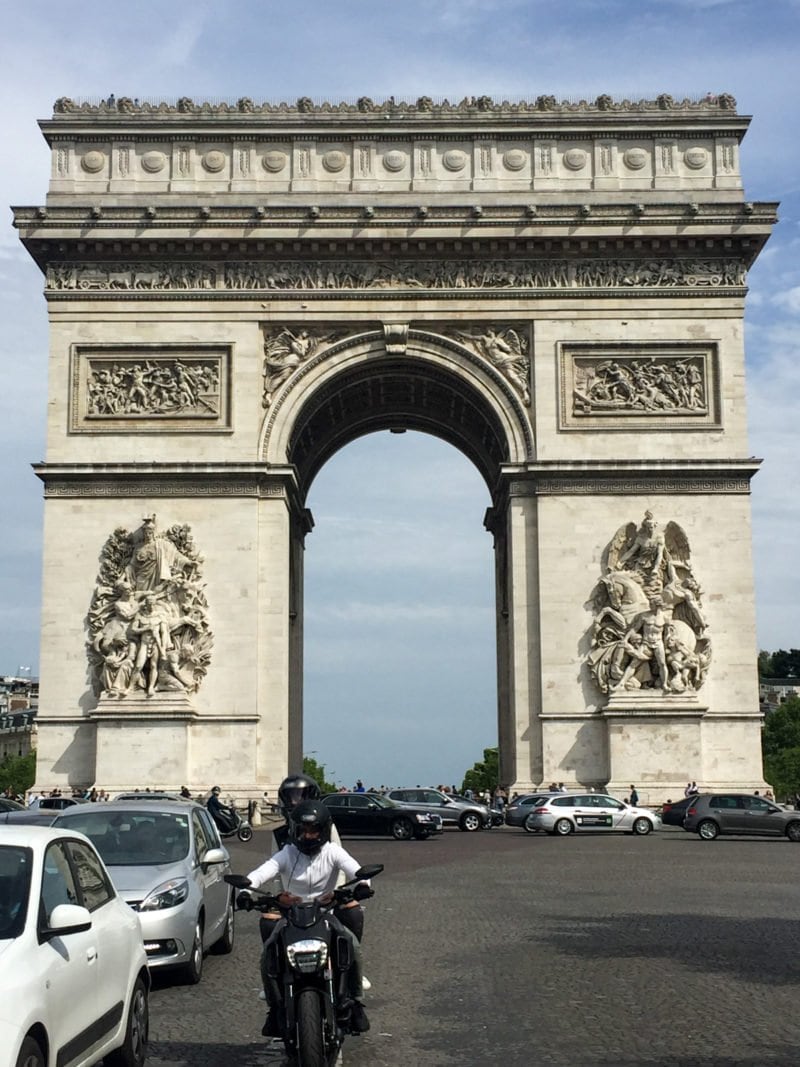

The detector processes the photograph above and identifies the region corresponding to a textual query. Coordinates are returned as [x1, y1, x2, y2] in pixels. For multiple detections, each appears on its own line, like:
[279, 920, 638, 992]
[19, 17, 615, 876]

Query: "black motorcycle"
[225, 864, 383, 1067]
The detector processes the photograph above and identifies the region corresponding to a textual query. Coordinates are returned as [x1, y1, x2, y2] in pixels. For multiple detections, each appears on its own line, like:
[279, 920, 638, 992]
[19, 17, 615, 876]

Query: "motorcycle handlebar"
[225, 868, 381, 910]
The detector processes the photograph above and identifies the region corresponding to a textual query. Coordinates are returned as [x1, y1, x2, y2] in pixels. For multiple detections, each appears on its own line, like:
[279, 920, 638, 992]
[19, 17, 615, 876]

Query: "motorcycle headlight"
[286, 938, 328, 973]
[139, 877, 190, 911]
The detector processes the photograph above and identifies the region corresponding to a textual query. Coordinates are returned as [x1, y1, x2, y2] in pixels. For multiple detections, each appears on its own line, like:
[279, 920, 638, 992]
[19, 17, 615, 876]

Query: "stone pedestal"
[90, 698, 197, 791]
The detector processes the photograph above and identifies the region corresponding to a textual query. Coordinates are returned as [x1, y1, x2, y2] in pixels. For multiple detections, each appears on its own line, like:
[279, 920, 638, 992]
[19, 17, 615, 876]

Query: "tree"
[758, 650, 774, 677]
[302, 755, 337, 795]
[762, 696, 800, 798]
[770, 649, 800, 678]
[0, 752, 36, 797]
[461, 747, 499, 795]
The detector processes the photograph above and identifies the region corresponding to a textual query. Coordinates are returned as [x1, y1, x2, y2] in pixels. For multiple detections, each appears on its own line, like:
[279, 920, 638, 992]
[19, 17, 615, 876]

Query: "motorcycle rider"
[245, 800, 371, 1036]
[206, 785, 236, 834]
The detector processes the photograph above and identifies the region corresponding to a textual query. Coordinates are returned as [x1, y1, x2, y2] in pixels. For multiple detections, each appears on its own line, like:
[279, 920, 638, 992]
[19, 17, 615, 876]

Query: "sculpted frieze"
[587, 511, 711, 699]
[573, 355, 706, 416]
[87, 515, 212, 701]
[46, 259, 746, 293]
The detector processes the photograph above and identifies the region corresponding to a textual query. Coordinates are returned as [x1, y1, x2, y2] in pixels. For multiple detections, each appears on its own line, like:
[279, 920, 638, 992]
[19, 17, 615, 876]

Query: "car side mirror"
[367, 802, 377, 810]
[42, 903, 92, 939]
[202, 846, 228, 866]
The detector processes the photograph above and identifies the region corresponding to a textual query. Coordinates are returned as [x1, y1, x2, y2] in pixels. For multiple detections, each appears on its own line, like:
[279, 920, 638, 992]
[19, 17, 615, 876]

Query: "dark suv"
[385, 788, 491, 831]
[322, 792, 443, 840]
[683, 793, 800, 841]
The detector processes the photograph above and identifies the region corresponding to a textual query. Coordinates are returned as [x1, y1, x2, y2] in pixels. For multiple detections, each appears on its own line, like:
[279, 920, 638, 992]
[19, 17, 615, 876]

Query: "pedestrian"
[629, 784, 639, 806]
[354, 779, 366, 793]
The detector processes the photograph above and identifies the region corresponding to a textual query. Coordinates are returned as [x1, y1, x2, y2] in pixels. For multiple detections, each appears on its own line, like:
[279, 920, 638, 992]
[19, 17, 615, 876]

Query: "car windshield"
[56, 810, 191, 865]
[0, 845, 32, 939]
[365, 794, 397, 810]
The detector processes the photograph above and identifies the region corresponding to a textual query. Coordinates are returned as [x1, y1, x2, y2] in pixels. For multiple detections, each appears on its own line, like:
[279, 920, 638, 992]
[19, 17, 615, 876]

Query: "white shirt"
[247, 841, 362, 902]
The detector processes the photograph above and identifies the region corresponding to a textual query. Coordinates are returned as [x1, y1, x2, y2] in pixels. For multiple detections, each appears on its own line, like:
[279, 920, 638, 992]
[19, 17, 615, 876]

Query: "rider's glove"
[352, 883, 374, 901]
[236, 891, 255, 911]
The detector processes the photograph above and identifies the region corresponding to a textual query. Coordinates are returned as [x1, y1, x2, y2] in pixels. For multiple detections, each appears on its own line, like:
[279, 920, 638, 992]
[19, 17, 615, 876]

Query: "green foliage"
[760, 649, 800, 678]
[763, 697, 800, 798]
[0, 751, 36, 796]
[461, 746, 499, 794]
[302, 755, 337, 795]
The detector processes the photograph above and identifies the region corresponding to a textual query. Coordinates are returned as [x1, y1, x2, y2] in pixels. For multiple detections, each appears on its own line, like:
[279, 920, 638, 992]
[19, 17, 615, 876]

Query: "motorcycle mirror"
[224, 873, 252, 888]
[354, 864, 384, 880]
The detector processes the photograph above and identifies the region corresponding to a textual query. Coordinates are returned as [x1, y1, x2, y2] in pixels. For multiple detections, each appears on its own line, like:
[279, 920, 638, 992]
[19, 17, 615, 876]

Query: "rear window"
[550, 796, 575, 807]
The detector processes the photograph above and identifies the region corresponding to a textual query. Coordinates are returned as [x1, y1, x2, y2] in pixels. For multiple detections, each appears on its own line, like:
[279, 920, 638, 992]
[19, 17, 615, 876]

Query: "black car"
[322, 792, 443, 841]
[659, 796, 695, 827]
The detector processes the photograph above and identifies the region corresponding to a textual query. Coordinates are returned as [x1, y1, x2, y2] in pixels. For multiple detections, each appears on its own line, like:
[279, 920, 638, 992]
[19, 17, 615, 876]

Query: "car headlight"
[415, 813, 432, 822]
[139, 877, 190, 911]
[287, 938, 328, 973]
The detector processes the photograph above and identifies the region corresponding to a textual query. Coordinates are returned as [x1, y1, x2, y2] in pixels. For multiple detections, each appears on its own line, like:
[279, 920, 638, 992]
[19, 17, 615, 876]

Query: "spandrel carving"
[87, 516, 212, 700]
[588, 512, 711, 697]
[86, 358, 220, 418]
[262, 327, 345, 406]
[450, 326, 531, 405]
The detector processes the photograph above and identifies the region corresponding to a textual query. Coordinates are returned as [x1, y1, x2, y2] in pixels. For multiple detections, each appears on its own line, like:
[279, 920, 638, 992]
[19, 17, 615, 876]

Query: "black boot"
[261, 1012, 282, 1038]
[349, 1000, 370, 1034]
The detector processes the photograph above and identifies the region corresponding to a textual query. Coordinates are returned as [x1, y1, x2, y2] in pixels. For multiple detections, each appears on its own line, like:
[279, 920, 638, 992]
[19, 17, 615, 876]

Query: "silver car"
[524, 792, 661, 836]
[55, 799, 234, 982]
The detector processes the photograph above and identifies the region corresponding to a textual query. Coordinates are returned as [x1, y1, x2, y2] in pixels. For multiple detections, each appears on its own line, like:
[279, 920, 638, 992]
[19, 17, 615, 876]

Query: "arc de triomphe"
[15, 93, 775, 800]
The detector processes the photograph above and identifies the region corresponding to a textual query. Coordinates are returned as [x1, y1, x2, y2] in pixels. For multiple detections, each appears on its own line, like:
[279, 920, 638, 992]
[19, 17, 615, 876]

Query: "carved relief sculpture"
[451, 326, 531, 404]
[262, 327, 345, 406]
[87, 515, 212, 700]
[573, 354, 706, 416]
[86, 358, 220, 418]
[587, 512, 711, 697]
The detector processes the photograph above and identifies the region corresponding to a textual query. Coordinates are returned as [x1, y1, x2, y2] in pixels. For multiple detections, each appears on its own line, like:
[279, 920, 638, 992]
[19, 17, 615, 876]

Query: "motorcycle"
[225, 863, 383, 1067]
[211, 805, 254, 843]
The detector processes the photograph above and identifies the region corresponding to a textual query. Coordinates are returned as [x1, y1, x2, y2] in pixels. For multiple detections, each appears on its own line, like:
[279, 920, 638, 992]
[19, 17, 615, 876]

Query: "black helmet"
[289, 800, 332, 855]
[278, 774, 321, 817]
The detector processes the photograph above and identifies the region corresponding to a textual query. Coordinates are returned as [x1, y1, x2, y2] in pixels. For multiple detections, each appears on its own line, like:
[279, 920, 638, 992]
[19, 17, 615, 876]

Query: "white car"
[524, 792, 661, 836]
[0, 825, 149, 1067]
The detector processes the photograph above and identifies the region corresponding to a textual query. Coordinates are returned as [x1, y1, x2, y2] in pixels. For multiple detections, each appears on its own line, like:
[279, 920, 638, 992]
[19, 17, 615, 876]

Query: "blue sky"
[1, 0, 798, 788]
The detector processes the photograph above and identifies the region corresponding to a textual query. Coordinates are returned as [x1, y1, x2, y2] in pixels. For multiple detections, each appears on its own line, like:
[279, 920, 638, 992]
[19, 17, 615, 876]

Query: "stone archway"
[17, 93, 775, 801]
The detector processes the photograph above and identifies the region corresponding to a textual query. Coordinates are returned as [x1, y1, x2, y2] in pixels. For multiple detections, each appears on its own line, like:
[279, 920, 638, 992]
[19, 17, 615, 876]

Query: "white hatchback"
[0, 825, 149, 1067]
[525, 792, 661, 836]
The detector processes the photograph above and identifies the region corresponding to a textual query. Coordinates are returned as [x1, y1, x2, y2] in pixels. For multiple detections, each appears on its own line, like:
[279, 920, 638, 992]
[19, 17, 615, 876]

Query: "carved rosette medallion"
[86, 515, 212, 702]
[502, 149, 527, 171]
[587, 512, 711, 699]
[563, 148, 587, 170]
[623, 148, 648, 170]
[684, 147, 709, 169]
[202, 150, 226, 173]
[81, 150, 106, 173]
[262, 150, 288, 173]
[141, 151, 167, 173]
[322, 150, 348, 173]
[442, 149, 467, 172]
[383, 150, 407, 172]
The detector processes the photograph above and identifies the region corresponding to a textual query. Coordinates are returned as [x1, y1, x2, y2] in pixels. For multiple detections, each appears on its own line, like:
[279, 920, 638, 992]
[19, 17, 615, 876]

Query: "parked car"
[659, 796, 696, 827]
[322, 792, 443, 840]
[682, 793, 800, 841]
[523, 792, 660, 836]
[30, 795, 89, 811]
[385, 788, 491, 831]
[113, 792, 189, 802]
[55, 798, 234, 982]
[504, 793, 558, 831]
[0, 798, 24, 813]
[0, 824, 149, 1067]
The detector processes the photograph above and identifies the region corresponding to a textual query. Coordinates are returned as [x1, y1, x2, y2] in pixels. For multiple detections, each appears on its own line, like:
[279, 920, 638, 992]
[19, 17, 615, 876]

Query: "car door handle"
[86, 947, 98, 962]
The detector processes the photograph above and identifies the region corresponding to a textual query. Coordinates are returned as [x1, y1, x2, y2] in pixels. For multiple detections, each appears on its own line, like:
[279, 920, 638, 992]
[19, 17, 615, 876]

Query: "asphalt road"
[147, 824, 800, 1067]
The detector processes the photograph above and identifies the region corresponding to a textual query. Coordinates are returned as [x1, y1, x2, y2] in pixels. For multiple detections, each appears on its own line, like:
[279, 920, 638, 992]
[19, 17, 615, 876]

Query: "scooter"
[212, 805, 254, 843]
[226, 864, 383, 1067]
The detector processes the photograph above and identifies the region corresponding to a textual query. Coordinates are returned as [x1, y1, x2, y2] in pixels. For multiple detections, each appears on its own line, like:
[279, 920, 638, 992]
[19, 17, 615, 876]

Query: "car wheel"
[697, 819, 719, 841]
[554, 817, 573, 836]
[786, 821, 800, 842]
[15, 1036, 45, 1067]
[105, 975, 149, 1067]
[182, 916, 204, 983]
[632, 816, 653, 836]
[212, 892, 235, 954]
[523, 813, 540, 834]
[459, 811, 483, 832]
[391, 817, 414, 841]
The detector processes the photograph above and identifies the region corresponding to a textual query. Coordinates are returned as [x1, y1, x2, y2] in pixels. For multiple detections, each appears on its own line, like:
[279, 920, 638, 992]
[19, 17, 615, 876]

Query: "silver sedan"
[524, 792, 660, 836]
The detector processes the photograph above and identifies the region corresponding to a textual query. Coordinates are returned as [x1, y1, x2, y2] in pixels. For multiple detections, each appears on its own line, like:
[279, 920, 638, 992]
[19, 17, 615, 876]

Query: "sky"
[1, 0, 799, 789]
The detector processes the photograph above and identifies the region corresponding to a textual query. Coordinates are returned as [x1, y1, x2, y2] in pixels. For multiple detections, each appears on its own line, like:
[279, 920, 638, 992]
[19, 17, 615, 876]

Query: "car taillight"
[533, 807, 548, 814]
[687, 807, 697, 816]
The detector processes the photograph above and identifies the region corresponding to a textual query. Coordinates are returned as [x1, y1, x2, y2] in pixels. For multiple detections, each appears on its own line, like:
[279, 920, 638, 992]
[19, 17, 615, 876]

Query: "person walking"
[629, 784, 639, 806]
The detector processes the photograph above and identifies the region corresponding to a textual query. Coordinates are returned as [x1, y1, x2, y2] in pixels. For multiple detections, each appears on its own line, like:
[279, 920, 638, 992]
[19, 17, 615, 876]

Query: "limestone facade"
[14, 94, 776, 800]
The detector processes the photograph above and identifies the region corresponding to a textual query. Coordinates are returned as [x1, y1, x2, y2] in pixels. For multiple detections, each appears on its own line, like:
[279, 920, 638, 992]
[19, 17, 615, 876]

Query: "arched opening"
[303, 430, 495, 789]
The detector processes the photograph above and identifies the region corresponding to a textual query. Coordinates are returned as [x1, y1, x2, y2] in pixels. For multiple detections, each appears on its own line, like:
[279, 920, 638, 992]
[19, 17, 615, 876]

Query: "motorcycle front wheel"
[295, 987, 328, 1067]
[237, 824, 253, 842]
